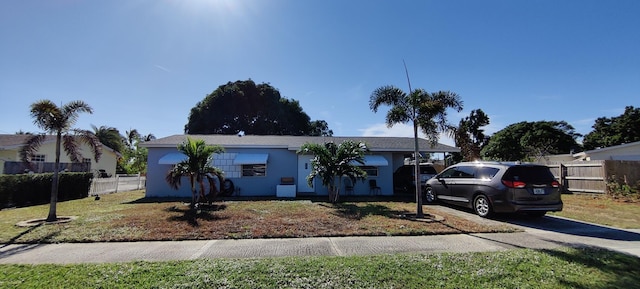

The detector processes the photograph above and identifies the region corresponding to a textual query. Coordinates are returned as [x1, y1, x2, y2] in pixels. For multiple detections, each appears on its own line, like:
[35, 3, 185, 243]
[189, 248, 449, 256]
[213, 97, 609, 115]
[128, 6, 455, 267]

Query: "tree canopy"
[298, 140, 368, 203]
[583, 106, 640, 150]
[481, 121, 581, 161]
[21, 100, 101, 222]
[369, 84, 463, 217]
[454, 109, 490, 161]
[185, 80, 331, 136]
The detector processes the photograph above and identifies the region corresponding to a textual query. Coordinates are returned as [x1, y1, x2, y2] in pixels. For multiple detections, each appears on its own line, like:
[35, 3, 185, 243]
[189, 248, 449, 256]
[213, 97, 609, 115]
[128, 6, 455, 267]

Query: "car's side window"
[439, 168, 457, 178]
[455, 166, 476, 178]
[476, 167, 500, 180]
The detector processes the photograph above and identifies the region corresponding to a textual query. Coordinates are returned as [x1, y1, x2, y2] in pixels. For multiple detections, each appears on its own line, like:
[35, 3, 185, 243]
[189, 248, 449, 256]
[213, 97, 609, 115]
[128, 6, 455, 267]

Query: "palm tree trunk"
[46, 132, 62, 222]
[413, 120, 424, 218]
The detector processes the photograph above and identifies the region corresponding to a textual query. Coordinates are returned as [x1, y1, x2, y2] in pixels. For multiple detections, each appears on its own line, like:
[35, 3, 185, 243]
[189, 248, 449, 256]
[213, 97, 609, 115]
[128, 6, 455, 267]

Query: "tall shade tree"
[370, 86, 463, 217]
[20, 100, 102, 222]
[481, 121, 581, 161]
[165, 137, 225, 208]
[298, 140, 368, 203]
[583, 106, 640, 150]
[184, 80, 332, 136]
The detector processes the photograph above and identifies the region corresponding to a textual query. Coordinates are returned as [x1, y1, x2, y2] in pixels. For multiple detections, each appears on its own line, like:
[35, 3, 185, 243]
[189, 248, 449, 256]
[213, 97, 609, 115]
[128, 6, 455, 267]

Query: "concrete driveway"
[1, 205, 639, 264]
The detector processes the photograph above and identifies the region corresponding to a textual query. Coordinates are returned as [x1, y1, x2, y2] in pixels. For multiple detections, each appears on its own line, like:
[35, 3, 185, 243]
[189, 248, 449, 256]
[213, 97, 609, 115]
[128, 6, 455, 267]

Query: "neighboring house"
[544, 141, 640, 162]
[0, 134, 119, 176]
[573, 141, 640, 161]
[142, 134, 460, 198]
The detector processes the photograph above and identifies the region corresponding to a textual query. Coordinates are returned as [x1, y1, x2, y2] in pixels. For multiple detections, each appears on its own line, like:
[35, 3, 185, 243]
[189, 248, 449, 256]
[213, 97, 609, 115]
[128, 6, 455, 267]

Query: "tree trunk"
[46, 132, 62, 222]
[413, 121, 424, 218]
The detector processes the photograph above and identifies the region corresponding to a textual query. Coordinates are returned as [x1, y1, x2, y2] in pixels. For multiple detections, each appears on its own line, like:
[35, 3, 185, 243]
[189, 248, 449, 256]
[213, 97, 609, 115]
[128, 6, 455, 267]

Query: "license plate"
[533, 188, 545, 195]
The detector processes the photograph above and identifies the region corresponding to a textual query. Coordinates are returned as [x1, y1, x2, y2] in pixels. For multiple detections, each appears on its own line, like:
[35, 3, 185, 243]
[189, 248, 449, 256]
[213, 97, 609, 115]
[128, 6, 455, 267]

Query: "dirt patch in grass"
[0, 191, 517, 243]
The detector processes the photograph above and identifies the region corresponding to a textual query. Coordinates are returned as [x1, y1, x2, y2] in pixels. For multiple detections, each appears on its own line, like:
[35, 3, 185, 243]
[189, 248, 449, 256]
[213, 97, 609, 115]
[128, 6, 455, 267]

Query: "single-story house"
[543, 141, 640, 162]
[0, 134, 120, 176]
[142, 134, 459, 198]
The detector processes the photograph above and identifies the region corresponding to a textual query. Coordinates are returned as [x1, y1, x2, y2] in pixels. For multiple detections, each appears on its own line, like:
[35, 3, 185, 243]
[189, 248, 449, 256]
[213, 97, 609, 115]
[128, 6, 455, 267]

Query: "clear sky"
[1, 0, 639, 146]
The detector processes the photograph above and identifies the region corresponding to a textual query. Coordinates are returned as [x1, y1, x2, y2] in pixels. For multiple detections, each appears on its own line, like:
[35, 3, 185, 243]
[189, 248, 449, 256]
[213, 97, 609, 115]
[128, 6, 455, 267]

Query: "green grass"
[1, 247, 638, 288]
[551, 193, 640, 229]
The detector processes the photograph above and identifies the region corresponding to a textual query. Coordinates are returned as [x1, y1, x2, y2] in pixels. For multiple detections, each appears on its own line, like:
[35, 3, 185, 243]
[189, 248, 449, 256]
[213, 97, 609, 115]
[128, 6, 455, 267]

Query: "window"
[361, 166, 378, 177]
[83, 158, 91, 164]
[32, 154, 45, 162]
[242, 164, 267, 177]
[476, 167, 499, 180]
[440, 166, 475, 178]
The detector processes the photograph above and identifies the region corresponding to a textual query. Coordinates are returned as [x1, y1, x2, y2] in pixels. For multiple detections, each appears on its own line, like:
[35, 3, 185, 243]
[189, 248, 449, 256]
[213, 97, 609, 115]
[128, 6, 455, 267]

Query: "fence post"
[114, 175, 120, 193]
[137, 173, 142, 190]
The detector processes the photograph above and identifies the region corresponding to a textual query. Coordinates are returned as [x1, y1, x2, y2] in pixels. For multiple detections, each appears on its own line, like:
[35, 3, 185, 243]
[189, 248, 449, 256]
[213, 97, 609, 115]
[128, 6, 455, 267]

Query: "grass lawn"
[550, 193, 640, 229]
[1, 247, 638, 288]
[0, 191, 517, 243]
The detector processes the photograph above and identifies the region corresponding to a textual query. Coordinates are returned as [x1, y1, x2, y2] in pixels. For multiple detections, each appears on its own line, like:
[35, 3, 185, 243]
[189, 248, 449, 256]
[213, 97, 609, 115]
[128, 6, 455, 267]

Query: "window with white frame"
[361, 166, 378, 177]
[32, 154, 46, 162]
[242, 164, 267, 177]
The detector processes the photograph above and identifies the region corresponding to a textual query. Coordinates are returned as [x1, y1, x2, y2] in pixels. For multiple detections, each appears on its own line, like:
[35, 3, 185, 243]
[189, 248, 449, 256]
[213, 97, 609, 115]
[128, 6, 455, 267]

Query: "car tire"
[424, 186, 437, 203]
[473, 194, 493, 218]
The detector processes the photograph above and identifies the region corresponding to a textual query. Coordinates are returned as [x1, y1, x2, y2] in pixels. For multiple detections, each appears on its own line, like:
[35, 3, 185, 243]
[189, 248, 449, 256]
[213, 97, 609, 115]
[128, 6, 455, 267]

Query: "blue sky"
[1, 0, 639, 146]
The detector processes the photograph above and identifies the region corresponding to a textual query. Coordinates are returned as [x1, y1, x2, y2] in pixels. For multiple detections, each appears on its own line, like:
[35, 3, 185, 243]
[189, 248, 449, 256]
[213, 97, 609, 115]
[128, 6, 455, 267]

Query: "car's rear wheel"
[473, 194, 492, 218]
[424, 186, 437, 203]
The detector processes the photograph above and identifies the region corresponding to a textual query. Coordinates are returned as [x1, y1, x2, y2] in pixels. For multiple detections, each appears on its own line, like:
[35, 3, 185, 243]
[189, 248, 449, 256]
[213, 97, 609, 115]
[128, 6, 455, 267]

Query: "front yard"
[0, 190, 517, 243]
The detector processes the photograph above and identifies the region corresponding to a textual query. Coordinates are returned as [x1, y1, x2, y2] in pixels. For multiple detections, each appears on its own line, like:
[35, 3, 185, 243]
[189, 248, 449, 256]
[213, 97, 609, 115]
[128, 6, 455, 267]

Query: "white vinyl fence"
[89, 174, 146, 196]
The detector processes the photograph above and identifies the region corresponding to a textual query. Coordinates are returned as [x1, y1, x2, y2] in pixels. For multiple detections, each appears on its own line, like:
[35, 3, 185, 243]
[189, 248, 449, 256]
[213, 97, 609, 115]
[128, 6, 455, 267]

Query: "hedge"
[0, 172, 93, 209]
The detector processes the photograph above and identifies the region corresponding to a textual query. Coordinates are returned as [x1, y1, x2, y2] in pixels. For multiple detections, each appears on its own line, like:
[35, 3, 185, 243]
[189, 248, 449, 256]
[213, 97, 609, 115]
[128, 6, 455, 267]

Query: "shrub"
[607, 175, 640, 202]
[0, 172, 93, 209]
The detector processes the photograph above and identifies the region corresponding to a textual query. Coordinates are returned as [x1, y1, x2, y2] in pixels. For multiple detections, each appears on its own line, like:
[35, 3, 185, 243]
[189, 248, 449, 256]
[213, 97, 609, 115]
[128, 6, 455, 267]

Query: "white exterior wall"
[0, 142, 118, 175]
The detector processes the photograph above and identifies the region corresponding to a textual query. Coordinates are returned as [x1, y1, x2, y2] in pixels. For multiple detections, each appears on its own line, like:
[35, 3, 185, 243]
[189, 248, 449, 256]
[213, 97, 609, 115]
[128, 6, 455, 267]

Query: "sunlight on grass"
[551, 193, 640, 229]
[1, 247, 638, 288]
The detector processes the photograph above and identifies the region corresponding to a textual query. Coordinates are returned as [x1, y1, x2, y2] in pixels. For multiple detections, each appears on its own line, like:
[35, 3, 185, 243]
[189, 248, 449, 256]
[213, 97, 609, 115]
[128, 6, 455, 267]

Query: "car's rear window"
[502, 166, 555, 183]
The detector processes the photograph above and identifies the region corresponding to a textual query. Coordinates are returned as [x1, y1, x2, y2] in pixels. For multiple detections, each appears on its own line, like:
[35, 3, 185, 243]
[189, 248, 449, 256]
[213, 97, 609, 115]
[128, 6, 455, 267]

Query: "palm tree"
[92, 125, 124, 153]
[370, 86, 463, 217]
[20, 100, 102, 222]
[298, 140, 369, 203]
[165, 137, 225, 208]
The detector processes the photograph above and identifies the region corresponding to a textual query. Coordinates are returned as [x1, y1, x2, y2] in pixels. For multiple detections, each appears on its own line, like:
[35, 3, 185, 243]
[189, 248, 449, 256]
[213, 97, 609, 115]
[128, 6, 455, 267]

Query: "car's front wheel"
[424, 186, 437, 203]
[473, 194, 493, 218]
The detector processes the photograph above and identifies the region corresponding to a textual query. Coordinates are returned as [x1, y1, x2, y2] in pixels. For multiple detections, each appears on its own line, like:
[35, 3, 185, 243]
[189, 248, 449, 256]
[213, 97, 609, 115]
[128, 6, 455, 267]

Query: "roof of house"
[141, 134, 460, 153]
[573, 141, 640, 158]
[0, 134, 121, 156]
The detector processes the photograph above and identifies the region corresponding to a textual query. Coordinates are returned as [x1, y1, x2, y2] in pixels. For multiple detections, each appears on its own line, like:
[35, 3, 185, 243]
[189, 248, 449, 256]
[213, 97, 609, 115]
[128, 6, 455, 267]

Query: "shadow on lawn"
[328, 203, 414, 221]
[541, 246, 640, 288]
[166, 204, 228, 227]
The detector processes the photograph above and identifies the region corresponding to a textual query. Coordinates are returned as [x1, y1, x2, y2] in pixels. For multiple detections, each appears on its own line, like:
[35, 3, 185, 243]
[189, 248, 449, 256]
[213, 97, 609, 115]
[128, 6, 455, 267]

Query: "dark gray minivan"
[424, 161, 563, 217]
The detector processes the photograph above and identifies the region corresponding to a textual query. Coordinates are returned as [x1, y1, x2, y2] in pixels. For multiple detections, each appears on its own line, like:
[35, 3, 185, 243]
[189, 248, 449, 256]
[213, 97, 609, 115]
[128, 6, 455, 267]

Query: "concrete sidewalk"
[0, 233, 557, 264]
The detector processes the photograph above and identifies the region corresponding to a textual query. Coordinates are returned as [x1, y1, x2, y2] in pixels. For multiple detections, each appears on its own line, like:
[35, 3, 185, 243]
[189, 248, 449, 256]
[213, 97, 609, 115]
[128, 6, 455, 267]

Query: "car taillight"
[502, 180, 526, 188]
[551, 180, 560, 188]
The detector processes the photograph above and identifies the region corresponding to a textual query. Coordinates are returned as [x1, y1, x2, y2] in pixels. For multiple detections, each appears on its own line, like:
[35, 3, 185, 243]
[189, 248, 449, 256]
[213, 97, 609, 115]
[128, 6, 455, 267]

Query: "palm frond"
[63, 135, 81, 162]
[30, 100, 60, 132]
[19, 134, 46, 163]
[73, 129, 103, 162]
[369, 85, 406, 112]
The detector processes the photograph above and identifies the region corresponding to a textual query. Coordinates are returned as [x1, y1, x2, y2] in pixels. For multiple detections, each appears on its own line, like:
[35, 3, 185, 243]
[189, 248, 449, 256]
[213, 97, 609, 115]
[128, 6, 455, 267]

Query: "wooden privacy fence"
[89, 174, 146, 196]
[543, 160, 640, 194]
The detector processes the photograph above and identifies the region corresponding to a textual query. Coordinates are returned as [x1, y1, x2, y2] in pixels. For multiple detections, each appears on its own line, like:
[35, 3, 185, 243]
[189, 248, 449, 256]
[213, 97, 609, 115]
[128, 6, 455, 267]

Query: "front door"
[297, 155, 315, 193]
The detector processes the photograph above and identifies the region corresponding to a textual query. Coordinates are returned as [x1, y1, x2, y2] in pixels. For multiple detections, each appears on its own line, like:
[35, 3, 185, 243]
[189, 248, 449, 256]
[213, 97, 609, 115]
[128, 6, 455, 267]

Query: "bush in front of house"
[0, 172, 93, 209]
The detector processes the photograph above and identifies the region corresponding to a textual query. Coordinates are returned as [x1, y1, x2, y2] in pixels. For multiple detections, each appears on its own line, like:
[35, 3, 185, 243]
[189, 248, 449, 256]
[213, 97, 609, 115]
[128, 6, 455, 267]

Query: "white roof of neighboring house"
[141, 134, 460, 153]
